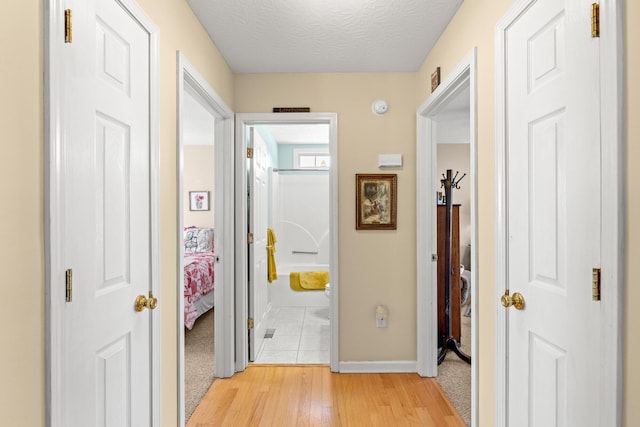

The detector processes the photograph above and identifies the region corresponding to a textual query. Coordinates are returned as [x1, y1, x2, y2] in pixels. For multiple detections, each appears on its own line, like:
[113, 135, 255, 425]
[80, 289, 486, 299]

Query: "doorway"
[176, 53, 235, 426]
[494, 1, 624, 424]
[235, 113, 339, 372]
[416, 48, 478, 426]
[253, 123, 331, 364]
[45, 1, 161, 424]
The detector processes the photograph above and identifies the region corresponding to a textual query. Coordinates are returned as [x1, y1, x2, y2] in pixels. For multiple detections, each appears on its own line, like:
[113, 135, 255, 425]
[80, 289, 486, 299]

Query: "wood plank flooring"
[187, 365, 465, 427]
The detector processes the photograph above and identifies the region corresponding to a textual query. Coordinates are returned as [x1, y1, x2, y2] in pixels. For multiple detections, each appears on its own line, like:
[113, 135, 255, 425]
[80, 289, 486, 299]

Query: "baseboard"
[338, 360, 417, 373]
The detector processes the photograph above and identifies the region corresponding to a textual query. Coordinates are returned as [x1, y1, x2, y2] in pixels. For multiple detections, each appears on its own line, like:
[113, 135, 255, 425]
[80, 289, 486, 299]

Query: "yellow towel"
[266, 227, 277, 283]
[289, 272, 304, 291]
[290, 271, 329, 291]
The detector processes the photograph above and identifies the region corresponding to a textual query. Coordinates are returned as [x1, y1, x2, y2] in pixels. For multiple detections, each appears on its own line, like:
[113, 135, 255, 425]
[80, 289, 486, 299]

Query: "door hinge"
[248, 317, 254, 329]
[65, 268, 73, 302]
[592, 268, 601, 301]
[247, 148, 254, 159]
[64, 9, 73, 43]
[431, 254, 438, 262]
[247, 232, 254, 244]
[591, 3, 600, 38]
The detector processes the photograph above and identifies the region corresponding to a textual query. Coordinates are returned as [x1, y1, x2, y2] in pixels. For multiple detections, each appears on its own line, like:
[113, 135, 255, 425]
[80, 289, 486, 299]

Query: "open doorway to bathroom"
[251, 123, 330, 364]
[234, 113, 339, 372]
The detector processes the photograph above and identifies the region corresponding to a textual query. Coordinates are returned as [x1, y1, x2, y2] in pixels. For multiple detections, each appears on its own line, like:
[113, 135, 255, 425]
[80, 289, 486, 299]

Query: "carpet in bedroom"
[185, 308, 215, 422]
[437, 305, 472, 426]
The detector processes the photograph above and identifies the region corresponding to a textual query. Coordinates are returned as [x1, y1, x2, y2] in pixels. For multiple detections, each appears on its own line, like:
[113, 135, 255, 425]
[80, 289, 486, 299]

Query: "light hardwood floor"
[187, 365, 465, 426]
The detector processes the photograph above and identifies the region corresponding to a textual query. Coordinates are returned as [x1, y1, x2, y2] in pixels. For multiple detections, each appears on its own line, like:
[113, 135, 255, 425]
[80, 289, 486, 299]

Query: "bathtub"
[269, 263, 330, 307]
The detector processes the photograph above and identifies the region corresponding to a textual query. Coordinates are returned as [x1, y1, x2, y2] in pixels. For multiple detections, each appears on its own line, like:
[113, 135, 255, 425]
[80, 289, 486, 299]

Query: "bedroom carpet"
[185, 308, 215, 422]
[437, 304, 472, 426]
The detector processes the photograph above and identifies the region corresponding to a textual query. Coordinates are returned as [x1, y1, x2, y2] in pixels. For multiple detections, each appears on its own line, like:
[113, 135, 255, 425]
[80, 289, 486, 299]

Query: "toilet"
[323, 284, 331, 319]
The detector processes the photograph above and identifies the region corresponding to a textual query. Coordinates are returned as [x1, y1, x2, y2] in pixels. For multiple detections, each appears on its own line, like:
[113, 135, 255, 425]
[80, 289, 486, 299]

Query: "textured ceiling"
[262, 124, 330, 145]
[187, 0, 464, 73]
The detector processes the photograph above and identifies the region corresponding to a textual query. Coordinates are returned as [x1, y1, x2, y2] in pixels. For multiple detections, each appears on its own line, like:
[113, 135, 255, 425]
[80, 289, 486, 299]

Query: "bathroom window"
[294, 148, 330, 169]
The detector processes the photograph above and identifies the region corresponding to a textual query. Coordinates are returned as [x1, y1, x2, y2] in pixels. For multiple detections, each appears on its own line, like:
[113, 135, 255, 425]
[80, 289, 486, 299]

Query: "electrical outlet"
[375, 304, 388, 328]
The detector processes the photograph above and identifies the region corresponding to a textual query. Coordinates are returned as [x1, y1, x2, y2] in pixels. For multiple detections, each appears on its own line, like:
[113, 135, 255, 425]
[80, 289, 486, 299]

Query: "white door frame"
[416, 48, 478, 426]
[44, 0, 161, 425]
[235, 113, 339, 372]
[494, 1, 625, 425]
[176, 52, 235, 425]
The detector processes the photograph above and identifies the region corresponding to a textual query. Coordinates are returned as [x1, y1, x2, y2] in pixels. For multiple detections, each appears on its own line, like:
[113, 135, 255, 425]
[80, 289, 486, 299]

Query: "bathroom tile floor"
[254, 306, 330, 364]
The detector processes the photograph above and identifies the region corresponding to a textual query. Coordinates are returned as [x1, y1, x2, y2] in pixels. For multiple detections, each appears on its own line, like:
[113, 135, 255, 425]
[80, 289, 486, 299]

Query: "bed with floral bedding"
[183, 226, 215, 330]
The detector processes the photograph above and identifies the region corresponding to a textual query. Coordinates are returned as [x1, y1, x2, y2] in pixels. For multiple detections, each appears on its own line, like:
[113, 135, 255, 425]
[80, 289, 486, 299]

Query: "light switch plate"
[378, 154, 402, 167]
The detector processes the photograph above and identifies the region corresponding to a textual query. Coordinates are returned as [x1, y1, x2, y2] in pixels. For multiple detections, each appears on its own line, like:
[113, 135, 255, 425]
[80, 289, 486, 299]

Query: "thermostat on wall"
[378, 154, 403, 168]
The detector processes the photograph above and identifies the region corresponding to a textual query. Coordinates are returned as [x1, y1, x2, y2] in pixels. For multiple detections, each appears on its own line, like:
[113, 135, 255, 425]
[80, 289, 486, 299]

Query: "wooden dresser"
[437, 204, 461, 345]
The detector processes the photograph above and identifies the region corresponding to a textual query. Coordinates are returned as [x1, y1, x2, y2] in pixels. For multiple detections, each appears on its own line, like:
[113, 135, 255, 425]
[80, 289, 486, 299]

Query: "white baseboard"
[338, 360, 417, 373]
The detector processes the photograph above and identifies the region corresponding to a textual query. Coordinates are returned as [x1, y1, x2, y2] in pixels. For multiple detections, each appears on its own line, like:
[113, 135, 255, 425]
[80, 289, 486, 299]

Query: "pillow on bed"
[184, 227, 214, 254]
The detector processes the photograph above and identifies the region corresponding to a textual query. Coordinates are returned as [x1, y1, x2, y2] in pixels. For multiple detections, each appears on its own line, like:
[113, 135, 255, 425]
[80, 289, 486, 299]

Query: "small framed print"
[355, 174, 397, 230]
[431, 67, 441, 92]
[189, 191, 210, 211]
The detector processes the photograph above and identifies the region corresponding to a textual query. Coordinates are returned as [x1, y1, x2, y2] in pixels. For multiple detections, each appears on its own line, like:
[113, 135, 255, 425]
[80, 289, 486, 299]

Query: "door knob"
[135, 291, 158, 312]
[501, 289, 525, 310]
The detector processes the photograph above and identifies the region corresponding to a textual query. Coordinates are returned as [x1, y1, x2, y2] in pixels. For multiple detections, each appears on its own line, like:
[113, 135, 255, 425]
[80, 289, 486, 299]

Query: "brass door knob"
[501, 289, 525, 310]
[135, 291, 158, 312]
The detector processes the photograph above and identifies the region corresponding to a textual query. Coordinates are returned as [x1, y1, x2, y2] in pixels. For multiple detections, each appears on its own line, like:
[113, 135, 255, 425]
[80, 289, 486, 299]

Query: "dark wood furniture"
[436, 169, 470, 365]
[437, 204, 461, 345]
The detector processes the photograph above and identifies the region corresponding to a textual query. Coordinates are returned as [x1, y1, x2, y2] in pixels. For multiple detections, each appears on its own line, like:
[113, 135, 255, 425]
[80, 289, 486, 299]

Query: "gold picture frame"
[431, 67, 441, 92]
[355, 174, 397, 230]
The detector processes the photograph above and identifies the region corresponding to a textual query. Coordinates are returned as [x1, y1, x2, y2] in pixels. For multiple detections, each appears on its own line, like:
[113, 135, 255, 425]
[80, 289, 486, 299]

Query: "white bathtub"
[269, 263, 330, 307]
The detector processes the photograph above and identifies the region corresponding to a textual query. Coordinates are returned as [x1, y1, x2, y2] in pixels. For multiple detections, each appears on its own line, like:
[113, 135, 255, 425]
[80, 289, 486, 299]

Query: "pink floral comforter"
[184, 252, 215, 329]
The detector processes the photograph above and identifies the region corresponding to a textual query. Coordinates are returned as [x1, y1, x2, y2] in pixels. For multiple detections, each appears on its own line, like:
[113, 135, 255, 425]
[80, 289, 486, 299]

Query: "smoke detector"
[371, 99, 389, 115]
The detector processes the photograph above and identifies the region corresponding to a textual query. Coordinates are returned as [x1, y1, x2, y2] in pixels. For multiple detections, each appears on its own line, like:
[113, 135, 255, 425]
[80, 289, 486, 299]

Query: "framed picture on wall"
[189, 191, 210, 211]
[355, 174, 397, 230]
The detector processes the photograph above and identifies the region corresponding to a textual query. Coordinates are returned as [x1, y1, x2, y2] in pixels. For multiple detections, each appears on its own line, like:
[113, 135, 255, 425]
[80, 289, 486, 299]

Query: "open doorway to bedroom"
[176, 53, 235, 426]
[416, 48, 478, 426]
[181, 85, 216, 421]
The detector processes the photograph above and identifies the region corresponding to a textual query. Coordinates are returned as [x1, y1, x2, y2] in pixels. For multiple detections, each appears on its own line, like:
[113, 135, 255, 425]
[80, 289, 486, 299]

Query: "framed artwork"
[355, 174, 397, 230]
[431, 66, 441, 92]
[189, 191, 210, 211]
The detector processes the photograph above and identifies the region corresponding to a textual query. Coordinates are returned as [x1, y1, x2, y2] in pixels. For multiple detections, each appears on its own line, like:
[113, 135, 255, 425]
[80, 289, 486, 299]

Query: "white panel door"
[504, 0, 602, 425]
[61, 0, 154, 425]
[248, 128, 269, 361]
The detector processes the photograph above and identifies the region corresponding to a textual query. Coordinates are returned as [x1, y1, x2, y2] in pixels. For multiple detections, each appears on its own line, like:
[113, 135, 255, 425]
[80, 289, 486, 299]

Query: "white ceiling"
[262, 124, 330, 145]
[183, 89, 215, 146]
[187, 0, 464, 73]
[435, 85, 470, 144]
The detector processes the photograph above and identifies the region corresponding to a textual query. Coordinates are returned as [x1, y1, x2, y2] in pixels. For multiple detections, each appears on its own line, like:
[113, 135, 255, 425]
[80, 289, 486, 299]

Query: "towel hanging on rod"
[266, 228, 278, 283]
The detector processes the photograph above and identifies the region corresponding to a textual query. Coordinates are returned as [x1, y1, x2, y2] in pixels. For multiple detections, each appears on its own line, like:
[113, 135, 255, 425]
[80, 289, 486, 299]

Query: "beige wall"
[624, 2, 639, 425]
[184, 146, 215, 229]
[0, 0, 234, 425]
[235, 73, 419, 360]
[0, 1, 44, 426]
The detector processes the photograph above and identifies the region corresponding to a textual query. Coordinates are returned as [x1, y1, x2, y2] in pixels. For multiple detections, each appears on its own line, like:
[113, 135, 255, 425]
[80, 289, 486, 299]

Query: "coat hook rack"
[438, 169, 471, 365]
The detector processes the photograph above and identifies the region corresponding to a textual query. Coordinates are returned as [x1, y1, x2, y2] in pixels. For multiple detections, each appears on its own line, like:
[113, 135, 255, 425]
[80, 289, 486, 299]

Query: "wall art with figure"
[355, 174, 397, 230]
